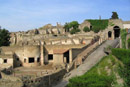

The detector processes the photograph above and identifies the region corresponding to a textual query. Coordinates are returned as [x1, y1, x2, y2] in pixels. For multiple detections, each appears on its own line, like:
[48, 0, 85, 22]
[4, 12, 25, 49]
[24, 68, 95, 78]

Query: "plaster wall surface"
[123, 24, 130, 29]
[53, 54, 64, 65]
[0, 58, 13, 69]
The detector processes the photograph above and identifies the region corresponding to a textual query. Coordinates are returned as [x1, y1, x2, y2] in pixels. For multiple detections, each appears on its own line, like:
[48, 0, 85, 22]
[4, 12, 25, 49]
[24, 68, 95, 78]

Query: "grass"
[67, 55, 124, 87]
[120, 29, 127, 49]
[112, 48, 130, 87]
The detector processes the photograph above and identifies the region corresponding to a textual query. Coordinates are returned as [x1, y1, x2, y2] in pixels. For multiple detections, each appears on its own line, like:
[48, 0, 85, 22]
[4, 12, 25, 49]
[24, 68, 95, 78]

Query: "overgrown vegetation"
[83, 26, 90, 32]
[127, 38, 130, 49]
[64, 21, 80, 34]
[109, 22, 115, 26]
[112, 48, 130, 87]
[67, 55, 124, 87]
[0, 28, 10, 47]
[121, 29, 127, 49]
[86, 20, 108, 33]
[70, 28, 80, 34]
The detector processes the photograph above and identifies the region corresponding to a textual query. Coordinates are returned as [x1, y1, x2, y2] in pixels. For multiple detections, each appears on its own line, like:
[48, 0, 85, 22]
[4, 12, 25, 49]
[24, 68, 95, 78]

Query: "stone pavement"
[53, 40, 117, 87]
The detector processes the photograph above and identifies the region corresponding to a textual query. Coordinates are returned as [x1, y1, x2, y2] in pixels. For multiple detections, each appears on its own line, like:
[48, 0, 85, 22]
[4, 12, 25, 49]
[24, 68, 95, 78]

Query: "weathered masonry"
[0, 44, 93, 68]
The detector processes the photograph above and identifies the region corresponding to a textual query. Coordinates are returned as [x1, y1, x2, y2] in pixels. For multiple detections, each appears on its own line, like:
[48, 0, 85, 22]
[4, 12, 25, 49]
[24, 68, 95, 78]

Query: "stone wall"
[1, 46, 41, 68]
[22, 69, 67, 87]
[0, 72, 23, 87]
[0, 58, 13, 69]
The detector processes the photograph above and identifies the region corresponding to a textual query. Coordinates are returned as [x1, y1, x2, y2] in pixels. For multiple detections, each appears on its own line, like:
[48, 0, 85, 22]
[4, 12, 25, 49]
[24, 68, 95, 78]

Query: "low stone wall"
[0, 72, 23, 87]
[68, 38, 105, 71]
[22, 69, 67, 87]
[0, 81, 23, 87]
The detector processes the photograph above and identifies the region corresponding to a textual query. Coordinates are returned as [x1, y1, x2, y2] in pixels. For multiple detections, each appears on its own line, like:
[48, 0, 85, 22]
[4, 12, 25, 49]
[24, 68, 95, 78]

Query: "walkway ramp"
[53, 39, 119, 87]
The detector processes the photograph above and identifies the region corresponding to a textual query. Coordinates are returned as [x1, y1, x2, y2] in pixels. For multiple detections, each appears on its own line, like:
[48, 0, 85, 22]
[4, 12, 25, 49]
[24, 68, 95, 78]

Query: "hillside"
[67, 55, 125, 87]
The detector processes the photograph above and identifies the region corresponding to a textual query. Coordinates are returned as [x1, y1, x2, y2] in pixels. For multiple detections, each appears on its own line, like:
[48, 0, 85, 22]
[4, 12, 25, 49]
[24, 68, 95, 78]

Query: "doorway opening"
[64, 51, 69, 63]
[108, 31, 112, 39]
[90, 26, 92, 30]
[114, 26, 120, 39]
[29, 57, 35, 63]
[48, 54, 53, 60]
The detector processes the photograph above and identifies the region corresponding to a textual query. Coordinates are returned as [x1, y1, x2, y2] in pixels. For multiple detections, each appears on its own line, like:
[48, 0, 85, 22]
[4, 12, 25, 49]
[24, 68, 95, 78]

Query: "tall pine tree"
[111, 12, 119, 19]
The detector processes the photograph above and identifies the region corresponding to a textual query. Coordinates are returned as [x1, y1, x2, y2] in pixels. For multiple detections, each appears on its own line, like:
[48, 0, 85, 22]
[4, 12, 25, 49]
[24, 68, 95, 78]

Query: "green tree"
[0, 28, 10, 47]
[64, 23, 70, 32]
[69, 21, 79, 29]
[83, 26, 90, 32]
[111, 12, 119, 19]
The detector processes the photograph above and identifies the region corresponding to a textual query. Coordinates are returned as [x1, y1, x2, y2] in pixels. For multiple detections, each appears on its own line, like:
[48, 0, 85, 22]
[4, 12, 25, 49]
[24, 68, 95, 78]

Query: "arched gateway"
[113, 26, 120, 39]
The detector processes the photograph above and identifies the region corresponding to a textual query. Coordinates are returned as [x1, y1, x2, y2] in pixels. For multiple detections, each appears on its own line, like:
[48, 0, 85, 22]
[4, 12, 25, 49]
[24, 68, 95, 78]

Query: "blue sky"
[0, 0, 130, 32]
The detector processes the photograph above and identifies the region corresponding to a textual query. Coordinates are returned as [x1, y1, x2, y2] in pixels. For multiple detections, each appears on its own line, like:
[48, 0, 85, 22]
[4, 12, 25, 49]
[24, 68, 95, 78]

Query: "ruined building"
[0, 19, 130, 87]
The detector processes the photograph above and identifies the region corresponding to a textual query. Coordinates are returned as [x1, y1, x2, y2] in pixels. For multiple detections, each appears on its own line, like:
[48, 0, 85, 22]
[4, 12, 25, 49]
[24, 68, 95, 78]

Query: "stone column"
[99, 39, 101, 45]
[69, 49, 72, 64]
[40, 45, 44, 66]
[112, 31, 115, 40]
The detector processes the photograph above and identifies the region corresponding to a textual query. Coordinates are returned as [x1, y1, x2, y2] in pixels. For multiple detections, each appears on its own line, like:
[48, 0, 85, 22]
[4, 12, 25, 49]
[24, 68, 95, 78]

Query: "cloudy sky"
[0, 0, 130, 32]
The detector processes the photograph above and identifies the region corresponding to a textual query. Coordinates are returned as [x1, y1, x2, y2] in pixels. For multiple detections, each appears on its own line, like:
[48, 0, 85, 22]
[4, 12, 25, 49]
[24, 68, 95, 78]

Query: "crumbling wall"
[23, 69, 67, 87]
[0, 72, 23, 87]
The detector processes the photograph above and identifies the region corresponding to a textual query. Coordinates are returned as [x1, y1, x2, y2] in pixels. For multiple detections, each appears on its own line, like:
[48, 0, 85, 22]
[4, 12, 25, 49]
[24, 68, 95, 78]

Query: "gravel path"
[53, 40, 117, 87]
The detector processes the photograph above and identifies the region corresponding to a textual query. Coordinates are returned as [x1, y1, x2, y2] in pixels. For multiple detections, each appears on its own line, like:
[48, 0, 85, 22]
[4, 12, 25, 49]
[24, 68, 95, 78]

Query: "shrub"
[67, 55, 117, 87]
[67, 72, 113, 87]
[112, 48, 130, 65]
[112, 48, 130, 86]
[70, 29, 80, 34]
[83, 26, 90, 32]
[127, 38, 130, 49]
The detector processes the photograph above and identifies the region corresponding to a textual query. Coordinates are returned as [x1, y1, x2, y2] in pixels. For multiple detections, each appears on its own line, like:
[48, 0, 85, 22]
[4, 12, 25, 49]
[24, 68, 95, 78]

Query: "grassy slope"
[67, 55, 124, 87]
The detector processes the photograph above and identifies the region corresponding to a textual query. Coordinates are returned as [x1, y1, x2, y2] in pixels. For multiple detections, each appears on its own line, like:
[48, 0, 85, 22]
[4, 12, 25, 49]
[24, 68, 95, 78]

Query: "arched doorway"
[90, 26, 92, 30]
[108, 31, 112, 39]
[113, 26, 120, 39]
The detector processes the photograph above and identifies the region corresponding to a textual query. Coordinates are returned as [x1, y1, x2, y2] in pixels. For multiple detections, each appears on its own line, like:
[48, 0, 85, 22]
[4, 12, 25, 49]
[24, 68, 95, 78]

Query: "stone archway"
[113, 26, 120, 39]
[108, 31, 112, 39]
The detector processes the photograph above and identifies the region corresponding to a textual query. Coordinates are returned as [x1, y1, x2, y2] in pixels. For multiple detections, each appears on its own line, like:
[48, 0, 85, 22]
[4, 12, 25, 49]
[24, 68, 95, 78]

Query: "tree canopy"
[83, 26, 90, 32]
[111, 12, 119, 19]
[69, 21, 79, 29]
[0, 28, 10, 47]
[64, 21, 80, 34]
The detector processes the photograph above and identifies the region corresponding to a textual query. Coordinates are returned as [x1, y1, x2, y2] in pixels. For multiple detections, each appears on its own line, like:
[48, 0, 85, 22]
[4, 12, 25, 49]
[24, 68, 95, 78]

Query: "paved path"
[53, 40, 117, 87]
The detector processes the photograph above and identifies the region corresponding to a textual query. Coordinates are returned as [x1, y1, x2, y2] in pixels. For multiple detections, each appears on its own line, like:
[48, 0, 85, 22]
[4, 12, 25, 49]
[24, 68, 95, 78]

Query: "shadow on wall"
[1, 66, 13, 75]
[114, 26, 120, 39]
[13, 53, 23, 68]
[0, 72, 1, 79]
